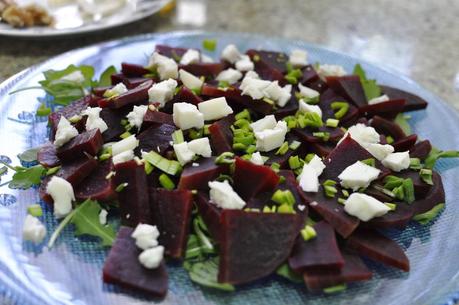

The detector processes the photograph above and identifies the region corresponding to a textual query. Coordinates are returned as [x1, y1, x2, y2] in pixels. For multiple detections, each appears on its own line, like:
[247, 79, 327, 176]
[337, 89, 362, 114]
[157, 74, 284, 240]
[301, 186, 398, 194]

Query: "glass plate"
[1, 31, 459, 305]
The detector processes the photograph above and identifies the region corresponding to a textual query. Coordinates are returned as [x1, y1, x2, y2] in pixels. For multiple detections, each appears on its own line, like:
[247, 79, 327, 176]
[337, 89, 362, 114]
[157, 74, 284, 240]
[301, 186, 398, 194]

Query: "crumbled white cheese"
[298, 204, 306, 211]
[209, 180, 246, 210]
[99, 209, 108, 225]
[250, 115, 277, 132]
[298, 164, 320, 192]
[240, 77, 271, 100]
[131, 223, 160, 250]
[172, 102, 204, 130]
[221, 44, 242, 64]
[112, 149, 135, 164]
[366, 143, 394, 161]
[173, 142, 195, 165]
[198, 97, 233, 121]
[22, 215, 47, 244]
[53, 117, 78, 147]
[263, 81, 292, 107]
[104, 83, 128, 98]
[111, 135, 139, 156]
[368, 94, 390, 105]
[201, 54, 214, 63]
[147, 78, 178, 107]
[139, 246, 164, 269]
[216, 68, 243, 85]
[298, 100, 322, 118]
[344, 193, 390, 221]
[250, 152, 265, 165]
[382, 151, 410, 172]
[317, 64, 347, 78]
[46, 176, 75, 218]
[308, 155, 326, 176]
[235, 55, 254, 72]
[81, 107, 108, 133]
[188, 137, 212, 158]
[289, 49, 308, 68]
[179, 49, 200, 65]
[179, 69, 204, 90]
[338, 161, 381, 191]
[339, 123, 380, 148]
[254, 120, 288, 152]
[148, 52, 178, 80]
[244, 70, 260, 80]
[298, 83, 320, 99]
[126, 105, 148, 129]
[192, 162, 200, 167]
[60, 70, 85, 83]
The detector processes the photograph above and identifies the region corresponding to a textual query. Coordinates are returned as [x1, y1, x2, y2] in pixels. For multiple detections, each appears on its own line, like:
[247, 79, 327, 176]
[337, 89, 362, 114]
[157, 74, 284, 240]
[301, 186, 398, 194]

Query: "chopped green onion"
[120, 119, 128, 126]
[263, 205, 276, 213]
[302, 95, 320, 105]
[325, 118, 339, 128]
[172, 129, 185, 144]
[402, 178, 415, 203]
[420, 168, 433, 185]
[323, 179, 337, 186]
[215, 152, 235, 165]
[384, 175, 404, 190]
[263, 97, 275, 105]
[386, 135, 394, 144]
[189, 128, 203, 140]
[276, 264, 303, 283]
[285, 68, 303, 85]
[361, 158, 376, 167]
[27, 204, 43, 217]
[246, 145, 257, 154]
[300, 225, 317, 241]
[298, 112, 323, 128]
[275, 142, 289, 155]
[283, 115, 298, 129]
[142, 151, 182, 175]
[216, 174, 233, 183]
[232, 142, 248, 151]
[337, 198, 346, 204]
[385, 202, 397, 210]
[289, 140, 301, 150]
[235, 109, 251, 121]
[191, 88, 202, 96]
[323, 284, 347, 294]
[253, 54, 261, 62]
[120, 131, 132, 139]
[323, 181, 338, 198]
[277, 203, 295, 214]
[99, 153, 111, 162]
[312, 131, 330, 141]
[305, 153, 316, 163]
[289, 155, 303, 170]
[159, 173, 175, 190]
[330, 101, 349, 119]
[342, 189, 350, 197]
[202, 39, 217, 51]
[203, 125, 210, 135]
[413, 203, 445, 225]
[46, 166, 61, 176]
[424, 147, 459, 169]
[115, 182, 128, 192]
[36, 103, 52, 117]
[409, 158, 422, 170]
[244, 208, 260, 212]
[217, 80, 230, 88]
[270, 162, 280, 172]
[271, 190, 296, 206]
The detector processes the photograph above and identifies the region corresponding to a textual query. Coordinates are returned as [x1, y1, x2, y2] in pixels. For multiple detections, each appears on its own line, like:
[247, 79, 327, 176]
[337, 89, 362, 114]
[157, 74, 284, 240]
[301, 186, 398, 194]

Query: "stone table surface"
[0, 0, 458, 109]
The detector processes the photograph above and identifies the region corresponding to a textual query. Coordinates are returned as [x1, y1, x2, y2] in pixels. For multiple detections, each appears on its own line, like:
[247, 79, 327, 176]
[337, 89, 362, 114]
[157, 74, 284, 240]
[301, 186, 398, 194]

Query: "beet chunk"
[180, 63, 223, 79]
[155, 44, 189, 59]
[359, 99, 406, 119]
[393, 134, 418, 152]
[99, 107, 130, 142]
[104, 79, 152, 109]
[370, 115, 406, 141]
[121, 62, 150, 77]
[135, 124, 176, 156]
[37, 142, 60, 168]
[114, 160, 151, 226]
[380, 85, 428, 111]
[398, 170, 432, 199]
[195, 192, 223, 241]
[149, 188, 193, 259]
[56, 129, 103, 162]
[246, 49, 287, 83]
[142, 109, 174, 129]
[303, 252, 372, 292]
[218, 210, 303, 284]
[363, 202, 414, 229]
[410, 140, 432, 160]
[178, 157, 227, 191]
[326, 76, 367, 108]
[289, 221, 344, 273]
[233, 157, 280, 201]
[75, 160, 116, 202]
[103, 226, 168, 298]
[319, 89, 359, 126]
[163, 86, 203, 113]
[274, 94, 299, 119]
[412, 171, 445, 215]
[208, 115, 235, 154]
[293, 126, 344, 144]
[300, 65, 320, 85]
[347, 229, 410, 271]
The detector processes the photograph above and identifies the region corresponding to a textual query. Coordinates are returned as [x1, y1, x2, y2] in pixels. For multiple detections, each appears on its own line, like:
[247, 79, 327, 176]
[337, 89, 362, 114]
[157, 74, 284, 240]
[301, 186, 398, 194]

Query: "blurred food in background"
[0, 0, 53, 28]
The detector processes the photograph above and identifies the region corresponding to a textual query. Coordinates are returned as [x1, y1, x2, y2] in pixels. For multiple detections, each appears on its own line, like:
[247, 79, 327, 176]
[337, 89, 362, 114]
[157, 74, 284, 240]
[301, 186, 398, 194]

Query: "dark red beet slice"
[99, 107, 130, 142]
[380, 85, 428, 111]
[398, 169, 432, 199]
[101, 79, 152, 109]
[410, 140, 432, 160]
[93, 86, 111, 97]
[37, 142, 60, 168]
[278, 170, 308, 215]
[300, 65, 320, 85]
[233, 157, 280, 201]
[264, 148, 295, 168]
[309, 142, 335, 158]
[208, 115, 235, 154]
[370, 115, 406, 141]
[123, 77, 150, 89]
[155, 44, 189, 59]
[303, 252, 372, 292]
[359, 99, 406, 120]
[412, 171, 445, 215]
[363, 202, 414, 229]
[293, 126, 344, 144]
[39, 154, 97, 203]
[195, 192, 223, 241]
[218, 210, 303, 284]
[393, 134, 418, 152]
[56, 129, 103, 162]
[142, 109, 174, 129]
[102, 226, 168, 298]
[163, 86, 203, 114]
[149, 188, 193, 259]
[246, 49, 288, 81]
[326, 76, 367, 108]
[289, 221, 344, 273]
[111, 73, 125, 86]
[114, 160, 151, 226]
[274, 94, 299, 119]
[75, 160, 116, 202]
[178, 157, 227, 191]
[121, 62, 150, 77]
[347, 229, 410, 271]
[180, 63, 223, 79]
[135, 124, 175, 156]
[319, 89, 359, 126]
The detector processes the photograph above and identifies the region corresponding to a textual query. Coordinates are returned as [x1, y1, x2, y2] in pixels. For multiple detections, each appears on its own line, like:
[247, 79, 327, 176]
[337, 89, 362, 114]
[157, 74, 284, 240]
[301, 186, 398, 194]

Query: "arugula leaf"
[413, 203, 445, 225]
[17, 147, 39, 163]
[394, 113, 412, 135]
[8, 165, 45, 189]
[188, 257, 235, 291]
[424, 147, 459, 169]
[276, 263, 303, 283]
[353, 64, 382, 100]
[95, 66, 117, 87]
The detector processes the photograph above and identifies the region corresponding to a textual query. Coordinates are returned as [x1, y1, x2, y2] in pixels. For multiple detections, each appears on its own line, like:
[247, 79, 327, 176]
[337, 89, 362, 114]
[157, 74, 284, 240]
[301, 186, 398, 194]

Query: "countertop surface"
[0, 0, 458, 110]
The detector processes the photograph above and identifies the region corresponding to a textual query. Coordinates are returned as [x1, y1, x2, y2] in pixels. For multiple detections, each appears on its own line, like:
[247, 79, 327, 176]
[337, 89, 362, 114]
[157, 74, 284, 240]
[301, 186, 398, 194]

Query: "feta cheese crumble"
[366, 143, 394, 161]
[209, 180, 246, 210]
[216, 68, 243, 85]
[179, 69, 204, 90]
[126, 105, 148, 129]
[298, 100, 322, 118]
[235, 55, 254, 72]
[46, 176, 75, 218]
[317, 64, 347, 78]
[298, 83, 320, 99]
[99, 209, 108, 225]
[263, 81, 292, 107]
[81, 107, 108, 133]
[250, 114, 277, 132]
[53, 117, 78, 147]
[173, 142, 195, 165]
[298, 165, 320, 192]
[148, 52, 178, 80]
[147, 78, 178, 107]
[381, 151, 410, 172]
[104, 83, 128, 98]
[254, 120, 288, 152]
[221, 44, 242, 64]
[250, 152, 265, 165]
[188, 137, 212, 157]
[307, 155, 326, 176]
[172, 102, 204, 130]
[112, 149, 135, 164]
[139, 246, 165, 269]
[289, 49, 308, 68]
[368, 94, 390, 105]
[131, 223, 160, 250]
[111, 135, 139, 156]
[338, 161, 381, 191]
[340, 123, 380, 148]
[23, 215, 47, 244]
[344, 193, 390, 221]
[198, 97, 233, 121]
[180, 49, 200, 65]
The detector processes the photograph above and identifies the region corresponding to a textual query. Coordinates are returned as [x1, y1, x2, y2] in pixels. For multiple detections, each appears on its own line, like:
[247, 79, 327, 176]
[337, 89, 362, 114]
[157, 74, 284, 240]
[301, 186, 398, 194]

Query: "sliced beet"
[180, 63, 224, 79]
[135, 124, 176, 156]
[303, 252, 372, 293]
[307, 79, 329, 94]
[142, 109, 174, 129]
[99, 107, 130, 142]
[309, 142, 335, 158]
[398, 169, 432, 199]
[370, 115, 406, 141]
[326, 76, 367, 108]
[37, 142, 60, 168]
[289, 221, 344, 273]
[102, 79, 152, 109]
[264, 148, 296, 168]
[393, 134, 418, 152]
[195, 192, 223, 241]
[246, 49, 288, 83]
[75, 160, 116, 202]
[218, 210, 303, 284]
[149, 188, 193, 259]
[114, 160, 151, 226]
[123, 77, 150, 89]
[347, 229, 410, 271]
[163, 86, 203, 114]
[412, 171, 445, 215]
[319, 89, 359, 126]
[359, 99, 406, 119]
[208, 115, 235, 154]
[102, 226, 168, 298]
[274, 94, 299, 119]
[410, 140, 432, 160]
[380, 85, 428, 111]
[121, 62, 150, 77]
[111, 73, 127, 86]
[300, 65, 320, 85]
[293, 126, 344, 144]
[233, 157, 280, 201]
[363, 202, 414, 229]
[178, 157, 227, 191]
[155, 44, 189, 59]
[56, 128, 103, 161]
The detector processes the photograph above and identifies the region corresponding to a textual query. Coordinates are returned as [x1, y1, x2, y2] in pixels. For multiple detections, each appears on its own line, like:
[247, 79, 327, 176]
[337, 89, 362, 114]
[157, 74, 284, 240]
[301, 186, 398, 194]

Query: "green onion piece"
[402, 178, 415, 203]
[304, 153, 315, 163]
[270, 162, 280, 172]
[424, 148, 459, 169]
[300, 225, 317, 241]
[383, 175, 404, 190]
[324, 185, 338, 198]
[386, 135, 394, 144]
[27, 204, 43, 217]
[276, 264, 303, 283]
[330, 101, 349, 119]
[191, 88, 202, 96]
[277, 203, 295, 214]
[323, 179, 337, 186]
[189, 128, 203, 140]
[172, 129, 185, 144]
[285, 75, 298, 84]
[99, 153, 112, 161]
[323, 284, 347, 294]
[46, 166, 61, 176]
[392, 185, 405, 201]
[342, 189, 350, 197]
[120, 119, 128, 126]
[215, 152, 235, 165]
[337, 198, 346, 204]
[159, 173, 175, 190]
[325, 118, 339, 128]
[217, 80, 230, 88]
[216, 174, 233, 184]
[120, 131, 132, 139]
[271, 190, 296, 206]
[232, 143, 247, 151]
[420, 168, 433, 185]
[202, 39, 217, 51]
[203, 124, 210, 135]
[235, 109, 251, 121]
[143, 151, 182, 175]
[263, 205, 275, 213]
[299, 112, 323, 128]
[144, 161, 153, 174]
[361, 158, 376, 167]
[312, 131, 330, 142]
[283, 115, 298, 129]
[289, 155, 302, 170]
[246, 145, 257, 154]
[234, 134, 255, 146]
[278, 175, 286, 184]
[385, 202, 397, 210]
[289, 140, 301, 150]
[263, 97, 275, 105]
[275, 142, 289, 155]
[413, 203, 445, 225]
[409, 158, 422, 170]
[36, 103, 52, 117]
[115, 182, 128, 192]
[286, 62, 293, 72]
[244, 208, 260, 212]
[303, 95, 320, 105]
[253, 54, 261, 62]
